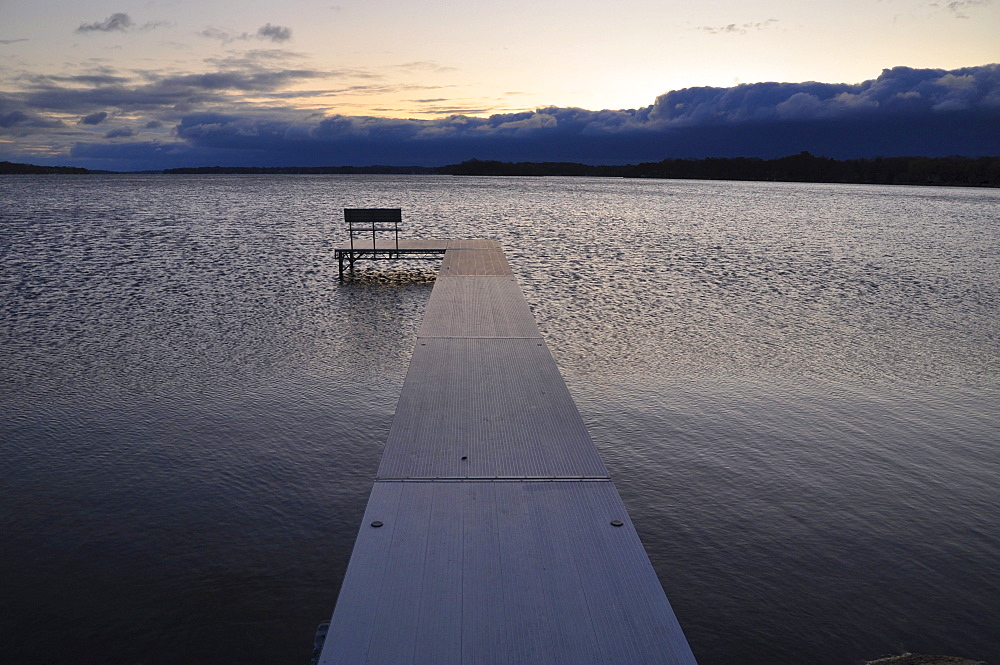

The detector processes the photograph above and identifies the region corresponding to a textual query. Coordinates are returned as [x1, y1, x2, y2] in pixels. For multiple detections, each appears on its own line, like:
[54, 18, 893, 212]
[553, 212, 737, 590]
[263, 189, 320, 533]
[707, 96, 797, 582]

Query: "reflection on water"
[1, 175, 998, 665]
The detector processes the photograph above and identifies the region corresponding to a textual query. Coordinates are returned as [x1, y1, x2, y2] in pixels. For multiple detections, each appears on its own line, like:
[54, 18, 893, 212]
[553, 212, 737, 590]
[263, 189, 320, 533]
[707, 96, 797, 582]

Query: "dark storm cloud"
[23, 84, 199, 112]
[79, 111, 109, 125]
[1, 110, 30, 127]
[163, 65, 1000, 168]
[0, 96, 64, 133]
[104, 127, 135, 138]
[646, 65, 1000, 123]
[69, 140, 201, 169]
[76, 13, 134, 33]
[7, 63, 999, 170]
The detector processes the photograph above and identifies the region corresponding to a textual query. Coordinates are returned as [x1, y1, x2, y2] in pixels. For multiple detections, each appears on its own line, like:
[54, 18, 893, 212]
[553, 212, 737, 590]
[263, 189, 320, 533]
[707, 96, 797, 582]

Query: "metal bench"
[336, 209, 449, 279]
[345, 208, 401, 254]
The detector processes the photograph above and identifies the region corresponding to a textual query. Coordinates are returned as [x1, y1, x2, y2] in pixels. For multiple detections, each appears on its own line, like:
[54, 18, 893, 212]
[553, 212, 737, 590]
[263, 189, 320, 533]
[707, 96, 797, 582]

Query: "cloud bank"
[1, 63, 998, 170]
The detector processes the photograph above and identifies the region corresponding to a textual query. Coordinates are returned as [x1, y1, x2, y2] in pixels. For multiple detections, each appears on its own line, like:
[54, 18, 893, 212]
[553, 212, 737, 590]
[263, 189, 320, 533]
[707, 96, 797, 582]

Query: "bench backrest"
[345, 208, 402, 224]
[344, 208, 401, 250]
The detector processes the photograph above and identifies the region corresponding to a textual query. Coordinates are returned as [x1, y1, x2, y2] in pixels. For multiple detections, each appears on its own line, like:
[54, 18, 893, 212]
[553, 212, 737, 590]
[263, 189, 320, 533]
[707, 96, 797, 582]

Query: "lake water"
[1, 175, 997, 665]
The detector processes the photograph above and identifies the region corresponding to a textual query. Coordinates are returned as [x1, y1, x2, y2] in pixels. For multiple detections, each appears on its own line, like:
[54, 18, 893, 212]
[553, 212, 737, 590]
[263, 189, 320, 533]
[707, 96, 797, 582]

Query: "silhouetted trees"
[159, 165, 437, 175]
[437, 159, 621, 177]
[0, 161, 93, 174]
[3, 155, 998, 186]
[628, 153, 999, 186]
[438, 153, 1000, 186]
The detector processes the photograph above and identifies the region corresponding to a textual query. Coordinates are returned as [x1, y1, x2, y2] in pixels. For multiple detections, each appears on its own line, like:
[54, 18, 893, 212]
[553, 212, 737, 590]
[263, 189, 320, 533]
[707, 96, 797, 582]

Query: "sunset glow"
[2, 0, 998, 169]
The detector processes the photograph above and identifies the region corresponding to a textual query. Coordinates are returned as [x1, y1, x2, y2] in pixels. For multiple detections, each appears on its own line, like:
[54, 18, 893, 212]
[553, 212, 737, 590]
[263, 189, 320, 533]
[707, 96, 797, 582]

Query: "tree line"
[3, 153, 998, 186]
[438, 153, 1000, 187]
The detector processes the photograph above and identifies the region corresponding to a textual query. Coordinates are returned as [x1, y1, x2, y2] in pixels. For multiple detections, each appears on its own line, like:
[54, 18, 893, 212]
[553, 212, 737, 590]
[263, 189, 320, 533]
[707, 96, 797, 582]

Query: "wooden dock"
[318, 239, 697, 664]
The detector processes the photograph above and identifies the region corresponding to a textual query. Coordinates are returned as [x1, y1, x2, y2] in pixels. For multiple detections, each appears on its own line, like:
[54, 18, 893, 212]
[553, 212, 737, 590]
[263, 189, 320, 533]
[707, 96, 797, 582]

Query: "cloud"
[10, 66, 328, 117]
[79, 111, 109, 125]
[698, 19, 779, 35]
[140, 21, 173, 31]
[201, 24, 294, 44]
[200, 27, 238, 42]
[1, 38, 29, 45]
[156, 69, 323, 91]
[646, 65, 1000, 124]
[29, 73, 132, 86]
[4, 64, 998, 170]
[415, 106, 492, 115]
[931, 0, 992, 18]
[1, 110, 30, 127]
[68, 140, 202, 170]
[104, 127, 135, 138]
[74, 13, 170, 34]
[159, 64, 1000, 167]
[206, 49, 309, 69]
[257, 24, 292, 42]
[394, 61, 458, 73]
[0, 103, 64, 134]
[76, 13, 134, 33]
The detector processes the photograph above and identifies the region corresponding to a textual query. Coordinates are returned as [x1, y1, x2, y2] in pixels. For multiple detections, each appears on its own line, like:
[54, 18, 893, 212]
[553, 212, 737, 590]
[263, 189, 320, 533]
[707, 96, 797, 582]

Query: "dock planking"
[377, 337, 608, 480]
[417, 276, 542, 339]
[319, 239, 697, 664]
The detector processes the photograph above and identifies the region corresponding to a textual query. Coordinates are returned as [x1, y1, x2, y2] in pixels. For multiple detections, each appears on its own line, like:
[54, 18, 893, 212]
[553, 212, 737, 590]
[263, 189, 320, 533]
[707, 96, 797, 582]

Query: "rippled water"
[1, 175, 997, 665]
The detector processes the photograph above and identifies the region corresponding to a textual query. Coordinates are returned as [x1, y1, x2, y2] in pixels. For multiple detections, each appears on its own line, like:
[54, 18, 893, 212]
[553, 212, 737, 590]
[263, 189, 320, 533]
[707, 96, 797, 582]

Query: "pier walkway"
[319, 239, 697, 664]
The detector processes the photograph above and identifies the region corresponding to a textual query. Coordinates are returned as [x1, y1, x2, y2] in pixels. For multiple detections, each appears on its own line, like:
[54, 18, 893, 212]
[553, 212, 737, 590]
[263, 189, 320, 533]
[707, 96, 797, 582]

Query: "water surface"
[2, 175, 997, 664]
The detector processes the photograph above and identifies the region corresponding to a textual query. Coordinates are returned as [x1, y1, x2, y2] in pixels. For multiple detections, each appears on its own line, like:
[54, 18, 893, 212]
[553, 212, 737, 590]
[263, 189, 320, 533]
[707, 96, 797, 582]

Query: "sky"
[1, 0, 998, 170]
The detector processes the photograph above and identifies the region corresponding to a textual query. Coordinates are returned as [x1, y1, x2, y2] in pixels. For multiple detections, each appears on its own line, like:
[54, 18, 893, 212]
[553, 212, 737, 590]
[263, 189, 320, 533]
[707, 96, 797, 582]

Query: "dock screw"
[610, 520, 624, 527]
[371, 521, 383, 528]
[461, 456, 468, 460]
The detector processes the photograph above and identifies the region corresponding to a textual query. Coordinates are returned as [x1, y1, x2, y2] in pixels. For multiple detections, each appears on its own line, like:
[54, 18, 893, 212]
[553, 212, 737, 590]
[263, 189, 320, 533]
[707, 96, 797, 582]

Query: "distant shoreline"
[2, 152, 998, 187]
